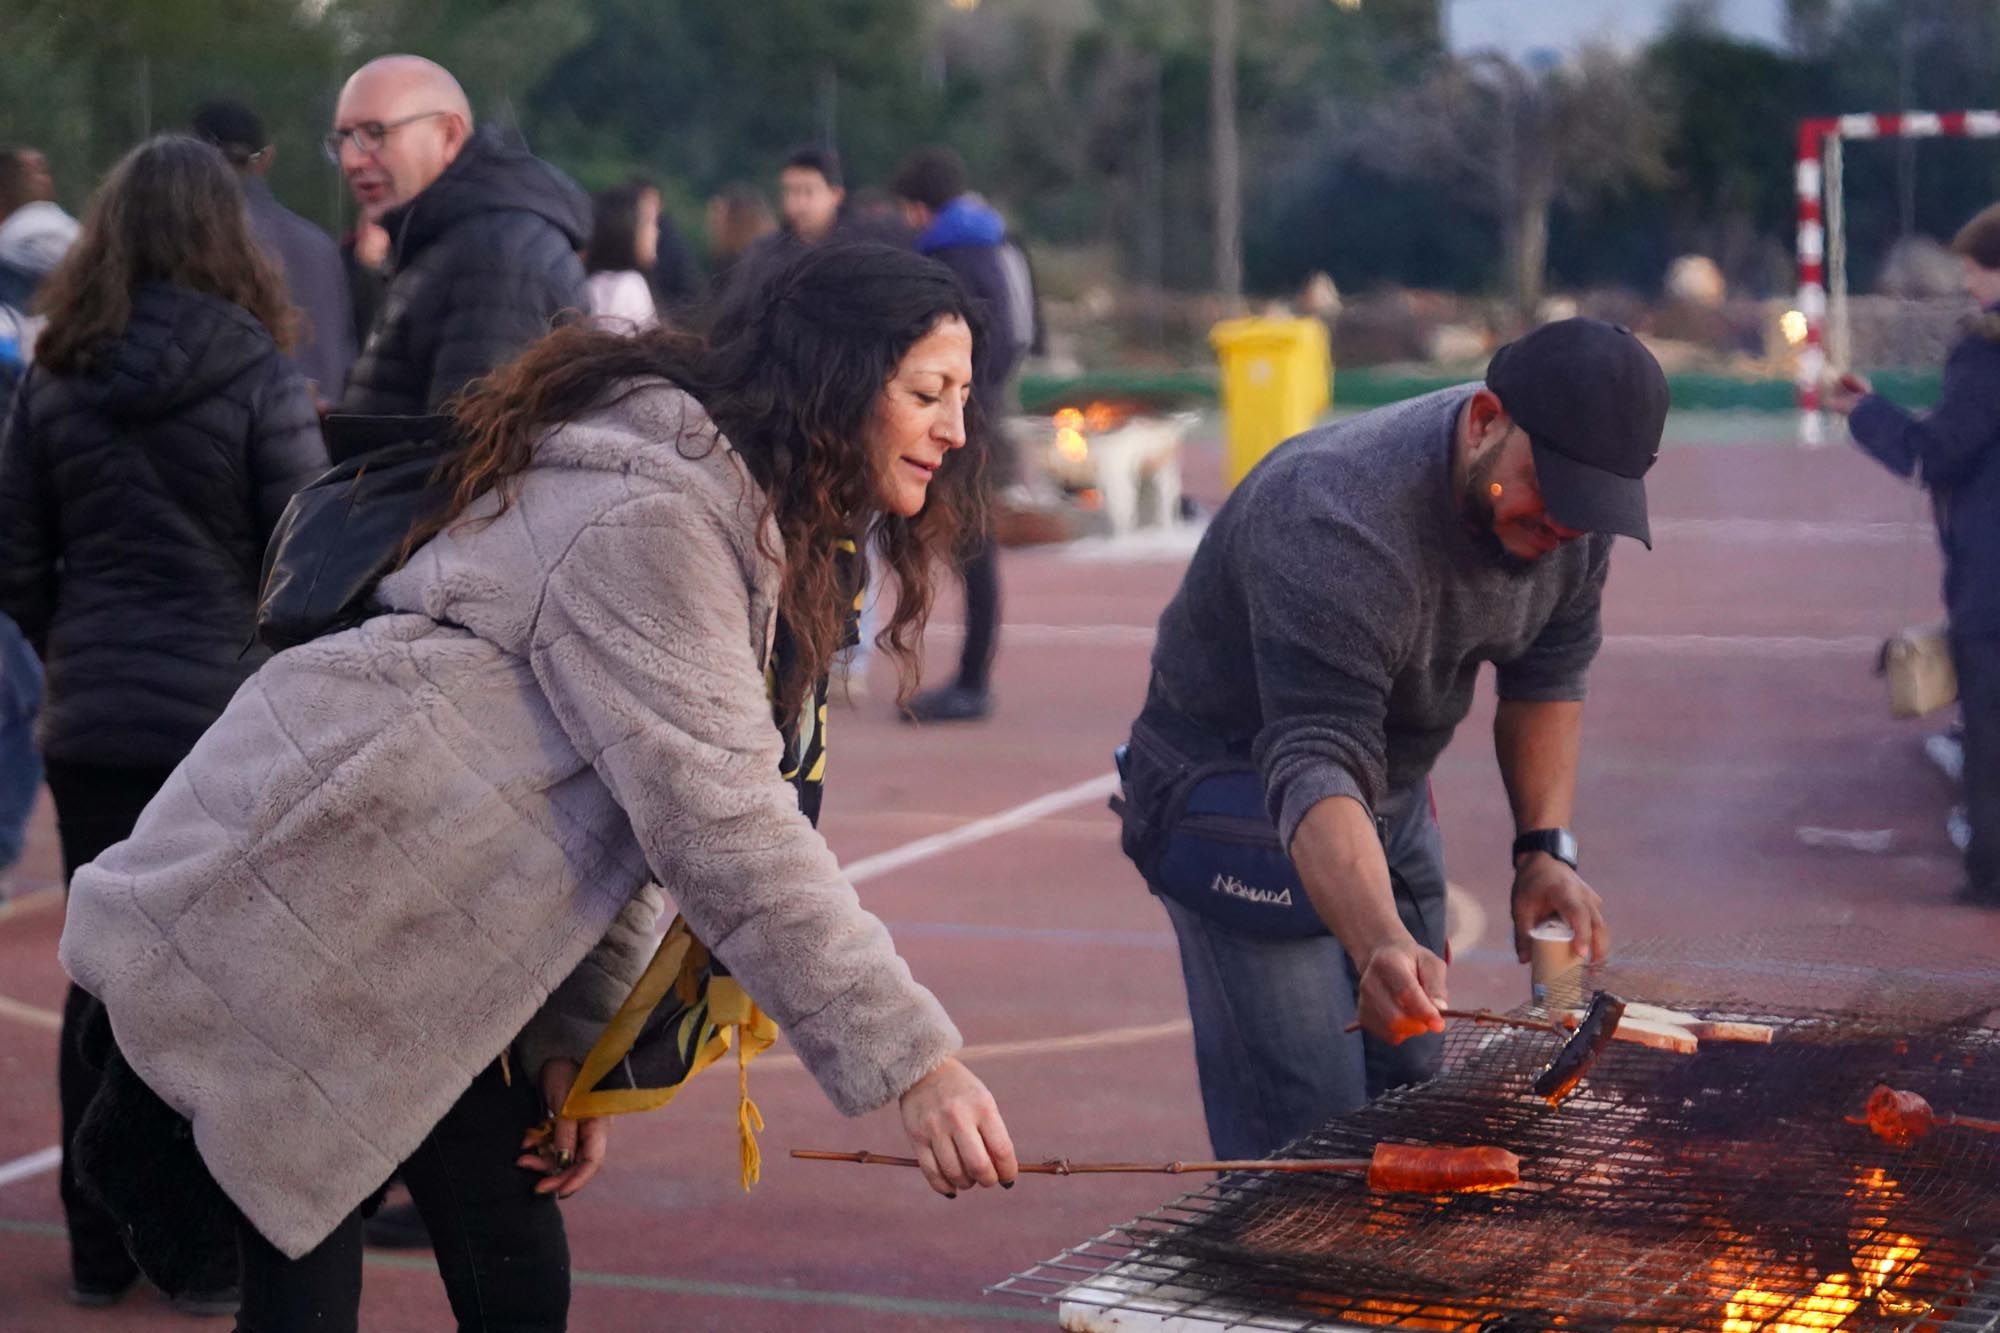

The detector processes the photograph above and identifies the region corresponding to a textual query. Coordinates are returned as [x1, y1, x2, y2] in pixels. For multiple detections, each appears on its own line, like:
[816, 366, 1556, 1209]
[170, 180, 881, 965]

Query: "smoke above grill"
[997, 927, 2000, 1332]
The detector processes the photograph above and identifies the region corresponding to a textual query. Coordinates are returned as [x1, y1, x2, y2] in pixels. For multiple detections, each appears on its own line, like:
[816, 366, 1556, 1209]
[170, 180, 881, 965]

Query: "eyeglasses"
[322, 111, 451, 164]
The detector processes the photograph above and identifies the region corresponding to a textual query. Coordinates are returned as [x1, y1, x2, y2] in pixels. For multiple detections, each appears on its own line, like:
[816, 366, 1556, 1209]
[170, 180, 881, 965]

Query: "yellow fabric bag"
[538, 540, 858, 1190]
[555, 917, 779, 1189]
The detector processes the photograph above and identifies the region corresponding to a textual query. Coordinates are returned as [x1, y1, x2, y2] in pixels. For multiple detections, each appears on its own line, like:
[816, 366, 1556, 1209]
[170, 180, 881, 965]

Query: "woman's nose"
[937, 395, 968, 448]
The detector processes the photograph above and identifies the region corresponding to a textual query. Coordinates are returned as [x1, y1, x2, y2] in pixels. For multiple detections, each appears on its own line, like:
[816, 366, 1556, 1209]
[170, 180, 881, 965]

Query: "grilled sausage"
[1860, 1084, 1935, 1146]
[1366, 1143, 1521, 1193]
[1534, 991, 1628, 1105]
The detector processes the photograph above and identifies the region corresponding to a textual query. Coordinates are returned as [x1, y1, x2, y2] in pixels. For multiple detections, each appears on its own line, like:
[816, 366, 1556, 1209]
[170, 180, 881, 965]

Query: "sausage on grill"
[1857, 1084, 1936, 1145]
[1534, 992, 1628, 1105]
[1366, 1143, 1521, 1193]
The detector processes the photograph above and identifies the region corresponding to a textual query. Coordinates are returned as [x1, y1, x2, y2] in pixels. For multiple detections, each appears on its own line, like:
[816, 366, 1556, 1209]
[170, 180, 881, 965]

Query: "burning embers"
[1050, 402, 1131, 465]
[1145, 1020, 2000, 1330]
[1719, 1169, 1939, 1332]
[1003, 932, 2000, 1333]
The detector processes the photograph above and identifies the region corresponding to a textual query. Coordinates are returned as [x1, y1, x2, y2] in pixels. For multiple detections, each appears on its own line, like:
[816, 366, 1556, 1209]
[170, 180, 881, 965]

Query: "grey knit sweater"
[1146, 386, 1611, 847]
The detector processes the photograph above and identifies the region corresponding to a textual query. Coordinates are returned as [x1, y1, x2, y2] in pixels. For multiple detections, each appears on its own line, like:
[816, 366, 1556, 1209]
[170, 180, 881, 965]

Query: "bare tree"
[1360, 46, 1669, 316]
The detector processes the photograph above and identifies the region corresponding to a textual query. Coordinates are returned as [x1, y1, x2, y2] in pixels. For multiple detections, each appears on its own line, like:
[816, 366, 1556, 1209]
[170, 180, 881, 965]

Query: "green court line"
[0, 1217, 1045, 1323]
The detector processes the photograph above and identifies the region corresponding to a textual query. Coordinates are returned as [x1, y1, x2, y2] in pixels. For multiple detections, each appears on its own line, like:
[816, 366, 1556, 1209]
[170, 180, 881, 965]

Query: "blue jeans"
[1160, 783, 1448, 1160]
[0, 614, 41, 871]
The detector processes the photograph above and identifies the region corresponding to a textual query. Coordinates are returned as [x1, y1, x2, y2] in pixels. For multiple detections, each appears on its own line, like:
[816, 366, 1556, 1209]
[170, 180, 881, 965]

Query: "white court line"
[824, 767, 1487, 1070]
[0, 995, 59, 1031]
[1647, 517, 1930, 545]
[0, 1146, 59, 1190]
[763, 886, 1488, 1074]
[929, 623, 1885, 656]
[759, 1019, 1197, 1073]
[0, 770, 1487, 1186]
[842, 771, 1121, 886]
[1038, 516, 1933, 565]
[0, 773, 1128, 1193]
[0, 887, 65, 1032]
[1602, 633, 1880, 657]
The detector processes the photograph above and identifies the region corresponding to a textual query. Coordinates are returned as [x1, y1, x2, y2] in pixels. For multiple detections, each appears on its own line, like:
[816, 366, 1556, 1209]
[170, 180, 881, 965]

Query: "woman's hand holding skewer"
[898, 1057, 1018, 1199]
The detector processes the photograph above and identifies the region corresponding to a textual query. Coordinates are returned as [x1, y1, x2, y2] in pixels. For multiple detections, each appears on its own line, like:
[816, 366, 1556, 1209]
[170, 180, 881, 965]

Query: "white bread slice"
[1561, 1008, 1699, 1055]
[1620, 1002, 1774, 1044]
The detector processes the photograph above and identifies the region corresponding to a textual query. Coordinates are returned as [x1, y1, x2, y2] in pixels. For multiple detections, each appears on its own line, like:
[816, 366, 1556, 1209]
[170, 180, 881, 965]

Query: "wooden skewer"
[1341, 1008, 1564, 1036]
[1941, 1112, 2000, 1135]
[790, 1149, 1373, 1176]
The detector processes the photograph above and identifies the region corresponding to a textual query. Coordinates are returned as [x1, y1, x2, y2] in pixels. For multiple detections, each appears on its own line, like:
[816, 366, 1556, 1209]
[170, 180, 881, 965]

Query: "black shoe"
[66, 1273, 138, 1308]
[363, 1198, 432, 1250]
[901, 686, 992, 724]
[1952, 882, 2000, 910]
[170, 1285, 242, 1317]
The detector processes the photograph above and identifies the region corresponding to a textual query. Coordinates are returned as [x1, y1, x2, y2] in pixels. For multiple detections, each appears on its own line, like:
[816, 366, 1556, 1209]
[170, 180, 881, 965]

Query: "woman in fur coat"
[59, 240, 1016, 1331]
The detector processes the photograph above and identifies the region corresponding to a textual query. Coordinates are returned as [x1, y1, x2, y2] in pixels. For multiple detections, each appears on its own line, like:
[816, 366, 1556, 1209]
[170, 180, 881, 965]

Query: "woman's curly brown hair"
[415, 240, 989, 720]
[35, 134, 295, 374]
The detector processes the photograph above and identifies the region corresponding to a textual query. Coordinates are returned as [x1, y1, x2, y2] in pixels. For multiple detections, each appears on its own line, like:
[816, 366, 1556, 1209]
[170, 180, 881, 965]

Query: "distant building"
[1445, 0, 1786, 65]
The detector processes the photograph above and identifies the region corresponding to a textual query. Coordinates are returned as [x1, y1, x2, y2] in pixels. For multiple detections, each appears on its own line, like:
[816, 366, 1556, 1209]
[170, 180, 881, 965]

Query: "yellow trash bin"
[1210, 316, 1333, 488]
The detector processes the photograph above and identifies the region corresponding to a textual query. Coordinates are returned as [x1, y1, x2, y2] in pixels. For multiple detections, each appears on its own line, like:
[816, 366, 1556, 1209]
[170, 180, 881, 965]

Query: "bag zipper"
[1174, 811, 1283, 850]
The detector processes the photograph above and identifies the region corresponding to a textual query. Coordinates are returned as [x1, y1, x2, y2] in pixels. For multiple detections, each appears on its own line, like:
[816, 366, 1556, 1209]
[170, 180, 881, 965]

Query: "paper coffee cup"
[1529, 919, 1583, 1004]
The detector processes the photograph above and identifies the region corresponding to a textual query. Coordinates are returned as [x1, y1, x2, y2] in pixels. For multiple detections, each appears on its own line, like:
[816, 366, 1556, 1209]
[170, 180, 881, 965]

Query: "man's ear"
[441, 113, 472, 162]
[1466, 387, 1510, 451]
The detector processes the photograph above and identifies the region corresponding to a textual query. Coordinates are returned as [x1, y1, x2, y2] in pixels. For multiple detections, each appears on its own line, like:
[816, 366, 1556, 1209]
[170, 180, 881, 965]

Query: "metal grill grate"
[994, 929, 2000, 1332]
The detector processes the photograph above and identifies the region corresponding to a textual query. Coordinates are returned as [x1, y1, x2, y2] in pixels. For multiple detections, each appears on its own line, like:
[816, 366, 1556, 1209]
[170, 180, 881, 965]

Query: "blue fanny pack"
[1152, 765, 1327, 936]
[1113, 731, 1332, 936]
[1114, 720, 1407, 939]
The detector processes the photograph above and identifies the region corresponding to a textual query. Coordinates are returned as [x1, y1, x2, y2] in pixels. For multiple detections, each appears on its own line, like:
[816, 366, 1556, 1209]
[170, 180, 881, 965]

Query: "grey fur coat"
[59, 382, 961, 1259]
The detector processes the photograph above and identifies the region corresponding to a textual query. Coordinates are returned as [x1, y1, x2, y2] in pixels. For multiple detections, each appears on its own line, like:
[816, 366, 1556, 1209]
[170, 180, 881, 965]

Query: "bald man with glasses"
[328, 55, 589, 426]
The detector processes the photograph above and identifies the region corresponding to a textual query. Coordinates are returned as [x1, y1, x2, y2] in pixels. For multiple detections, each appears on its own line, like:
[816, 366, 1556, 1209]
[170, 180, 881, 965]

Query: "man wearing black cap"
[192, 98, 356, 405]
[1114, 318, 1668, 1159]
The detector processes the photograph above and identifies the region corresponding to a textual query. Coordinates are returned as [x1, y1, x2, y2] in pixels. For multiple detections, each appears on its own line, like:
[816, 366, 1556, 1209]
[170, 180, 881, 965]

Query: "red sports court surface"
[3, 421, 1998, 1331]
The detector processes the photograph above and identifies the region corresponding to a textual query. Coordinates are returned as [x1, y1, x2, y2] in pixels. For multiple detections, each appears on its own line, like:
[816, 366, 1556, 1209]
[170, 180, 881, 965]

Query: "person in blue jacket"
[891, 147, 1038, 723]
[1827, 200, 2000, 909]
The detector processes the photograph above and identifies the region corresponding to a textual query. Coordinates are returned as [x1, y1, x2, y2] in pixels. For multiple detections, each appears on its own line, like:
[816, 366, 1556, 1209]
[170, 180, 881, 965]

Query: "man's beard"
[1459, 449, 1540, 576]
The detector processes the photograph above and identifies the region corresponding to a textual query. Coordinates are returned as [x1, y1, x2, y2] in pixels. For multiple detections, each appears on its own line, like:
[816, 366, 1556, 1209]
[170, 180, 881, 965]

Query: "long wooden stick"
[790, 1149, 1371, 1176]
[1341, 1008, 1563, 1036]
[1942, 1112, 2000, 1135]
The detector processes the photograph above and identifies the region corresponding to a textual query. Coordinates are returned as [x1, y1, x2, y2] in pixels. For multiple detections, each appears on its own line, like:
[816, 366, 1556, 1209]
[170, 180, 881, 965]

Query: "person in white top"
[583, 182, 659, 332]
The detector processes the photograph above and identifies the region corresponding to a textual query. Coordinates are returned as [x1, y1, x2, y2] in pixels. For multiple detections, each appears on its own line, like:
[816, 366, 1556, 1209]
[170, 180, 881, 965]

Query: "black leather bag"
[256, 415, 456, 651]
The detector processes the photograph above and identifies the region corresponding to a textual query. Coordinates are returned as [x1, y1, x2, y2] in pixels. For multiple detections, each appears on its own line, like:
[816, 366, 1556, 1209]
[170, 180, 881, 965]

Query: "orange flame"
[1083, 401, 1123, 433]
[1720, 1166, 1930, 1330]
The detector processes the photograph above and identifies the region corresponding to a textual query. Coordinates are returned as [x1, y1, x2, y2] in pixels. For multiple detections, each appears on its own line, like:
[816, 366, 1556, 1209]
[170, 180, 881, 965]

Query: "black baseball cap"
[191, 99, 267, 165]
[1484, 318, 1668, 548]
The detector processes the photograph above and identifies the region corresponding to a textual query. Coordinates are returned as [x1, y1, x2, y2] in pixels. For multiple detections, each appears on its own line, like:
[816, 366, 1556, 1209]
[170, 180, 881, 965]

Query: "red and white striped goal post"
[1796, 111, 2000, 443]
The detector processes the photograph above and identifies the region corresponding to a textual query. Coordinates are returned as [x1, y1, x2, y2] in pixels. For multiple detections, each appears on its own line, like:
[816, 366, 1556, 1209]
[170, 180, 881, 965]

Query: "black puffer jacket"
[338, 127, 589, 427]
[0, 282, 327, 766]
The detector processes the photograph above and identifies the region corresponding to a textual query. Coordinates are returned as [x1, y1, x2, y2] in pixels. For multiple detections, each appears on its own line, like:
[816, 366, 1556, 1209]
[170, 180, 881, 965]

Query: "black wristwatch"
[1512, 828, 1579, 871]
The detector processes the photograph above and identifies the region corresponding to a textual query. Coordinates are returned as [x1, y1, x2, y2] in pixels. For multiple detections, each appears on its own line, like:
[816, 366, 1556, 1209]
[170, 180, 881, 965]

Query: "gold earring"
[1489, 482, 1504, 498]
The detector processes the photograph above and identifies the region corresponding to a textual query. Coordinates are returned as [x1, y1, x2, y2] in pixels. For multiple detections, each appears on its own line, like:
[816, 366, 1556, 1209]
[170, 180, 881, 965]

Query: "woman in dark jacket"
[0, 132, 327, 1312]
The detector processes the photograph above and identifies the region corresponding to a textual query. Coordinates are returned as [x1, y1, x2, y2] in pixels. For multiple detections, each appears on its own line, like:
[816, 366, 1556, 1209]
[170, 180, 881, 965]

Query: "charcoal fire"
[1002, 927, 2000, 1333]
